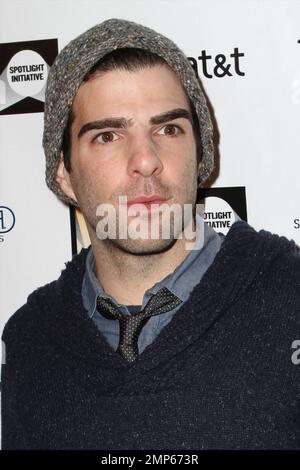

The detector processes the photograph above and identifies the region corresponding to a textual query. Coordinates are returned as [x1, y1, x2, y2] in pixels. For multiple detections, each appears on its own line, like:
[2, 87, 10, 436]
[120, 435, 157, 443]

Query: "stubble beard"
[74, 161, 198, 257]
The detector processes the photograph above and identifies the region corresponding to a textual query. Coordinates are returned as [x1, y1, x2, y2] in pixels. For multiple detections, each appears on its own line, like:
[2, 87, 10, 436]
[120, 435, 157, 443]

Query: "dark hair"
[61, 47, 202, 172]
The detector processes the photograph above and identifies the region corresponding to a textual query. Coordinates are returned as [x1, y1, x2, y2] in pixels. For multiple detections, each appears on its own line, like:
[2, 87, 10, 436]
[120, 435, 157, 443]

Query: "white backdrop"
[1, 0, 300, 340]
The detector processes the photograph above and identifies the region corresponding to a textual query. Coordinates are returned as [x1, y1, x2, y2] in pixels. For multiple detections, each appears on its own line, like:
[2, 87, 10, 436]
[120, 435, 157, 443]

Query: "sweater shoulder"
[2, 247, 90, 345]
[270, 247, 300, 287]
[255, 225, 300, 290]
[254, 238, 300, 325]
[1, 279, 58, 345]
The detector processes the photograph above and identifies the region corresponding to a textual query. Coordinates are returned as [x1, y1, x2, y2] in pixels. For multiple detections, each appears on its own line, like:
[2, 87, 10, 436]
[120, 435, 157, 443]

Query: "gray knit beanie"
[43, 18, 214, 206]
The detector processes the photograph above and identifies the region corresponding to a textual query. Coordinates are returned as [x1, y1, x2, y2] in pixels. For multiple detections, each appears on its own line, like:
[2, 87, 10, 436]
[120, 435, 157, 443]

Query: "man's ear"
[196, 159, 205, 186]
[55, 152, 78, 203]
[197, 159, 204, 174]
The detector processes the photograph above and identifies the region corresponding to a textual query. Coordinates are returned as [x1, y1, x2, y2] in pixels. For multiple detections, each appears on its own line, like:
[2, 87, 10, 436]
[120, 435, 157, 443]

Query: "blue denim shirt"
[82, 214, 224, 354]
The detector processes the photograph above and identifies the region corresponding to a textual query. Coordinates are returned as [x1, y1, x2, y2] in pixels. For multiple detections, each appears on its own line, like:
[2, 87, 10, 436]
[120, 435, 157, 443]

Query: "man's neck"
[89, 219, 199, 305]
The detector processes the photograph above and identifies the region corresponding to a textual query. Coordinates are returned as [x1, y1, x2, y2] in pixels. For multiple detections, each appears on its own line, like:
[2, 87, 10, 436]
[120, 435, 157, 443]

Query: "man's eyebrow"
[77, 108, 193, 139]
[150, 108, 193, 125]
[77, 117, 132, 139]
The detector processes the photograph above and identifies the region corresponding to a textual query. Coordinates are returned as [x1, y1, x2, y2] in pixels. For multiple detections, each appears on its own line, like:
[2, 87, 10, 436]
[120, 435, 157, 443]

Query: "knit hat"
[43, 18, 214, 206]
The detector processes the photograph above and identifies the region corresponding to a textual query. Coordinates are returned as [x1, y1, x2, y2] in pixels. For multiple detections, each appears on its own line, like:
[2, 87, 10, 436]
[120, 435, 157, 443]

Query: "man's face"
[56, 64, 201, 254]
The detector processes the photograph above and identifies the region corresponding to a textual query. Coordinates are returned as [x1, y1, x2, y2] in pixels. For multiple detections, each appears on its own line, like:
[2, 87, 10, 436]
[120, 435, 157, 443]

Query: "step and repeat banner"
[1, 0, 300, 338]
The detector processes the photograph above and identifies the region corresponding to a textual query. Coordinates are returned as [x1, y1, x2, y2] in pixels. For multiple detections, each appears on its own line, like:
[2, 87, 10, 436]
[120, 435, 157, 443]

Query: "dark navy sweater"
[1, 220, 300, 450]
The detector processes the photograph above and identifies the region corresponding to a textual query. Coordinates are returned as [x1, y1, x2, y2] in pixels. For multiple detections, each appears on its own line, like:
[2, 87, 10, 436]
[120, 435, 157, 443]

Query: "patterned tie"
[96, 287, 182, 362]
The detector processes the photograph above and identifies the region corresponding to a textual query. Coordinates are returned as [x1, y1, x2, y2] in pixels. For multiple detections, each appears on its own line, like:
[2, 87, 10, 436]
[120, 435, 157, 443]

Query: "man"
[1, 18, 300, 450]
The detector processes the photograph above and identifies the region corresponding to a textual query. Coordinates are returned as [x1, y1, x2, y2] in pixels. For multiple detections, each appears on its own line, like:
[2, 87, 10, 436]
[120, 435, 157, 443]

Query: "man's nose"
[126, 134, 163, 179]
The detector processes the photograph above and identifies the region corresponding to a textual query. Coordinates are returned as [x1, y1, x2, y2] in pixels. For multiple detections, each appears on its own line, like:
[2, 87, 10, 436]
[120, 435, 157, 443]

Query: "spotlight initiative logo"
[0, 39, 58, 115]
[197, 186, 247, 234]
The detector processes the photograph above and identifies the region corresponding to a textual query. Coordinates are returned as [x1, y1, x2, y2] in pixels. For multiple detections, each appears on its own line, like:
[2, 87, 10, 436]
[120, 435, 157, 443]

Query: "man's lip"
[126, 196, 168, 206]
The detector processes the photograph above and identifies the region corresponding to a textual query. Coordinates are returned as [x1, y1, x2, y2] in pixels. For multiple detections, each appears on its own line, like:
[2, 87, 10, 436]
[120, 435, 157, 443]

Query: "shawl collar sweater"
[1, 220, 300, 450]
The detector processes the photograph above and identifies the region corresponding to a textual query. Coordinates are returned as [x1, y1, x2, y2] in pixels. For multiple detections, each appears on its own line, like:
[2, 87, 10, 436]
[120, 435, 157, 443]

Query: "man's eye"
[157, 124, 183, 136]
[93, 131, 119, 144]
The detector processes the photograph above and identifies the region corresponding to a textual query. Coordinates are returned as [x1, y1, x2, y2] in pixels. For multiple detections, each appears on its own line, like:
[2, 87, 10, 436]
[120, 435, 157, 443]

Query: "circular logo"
[7, 50, 48, 97]
[0, 206, 16, 233]
[197, 196, 239, 235]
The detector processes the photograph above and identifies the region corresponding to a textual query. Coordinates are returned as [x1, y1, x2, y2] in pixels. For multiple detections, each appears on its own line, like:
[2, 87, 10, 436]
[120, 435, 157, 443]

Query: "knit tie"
[96, 287, 182, 362]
